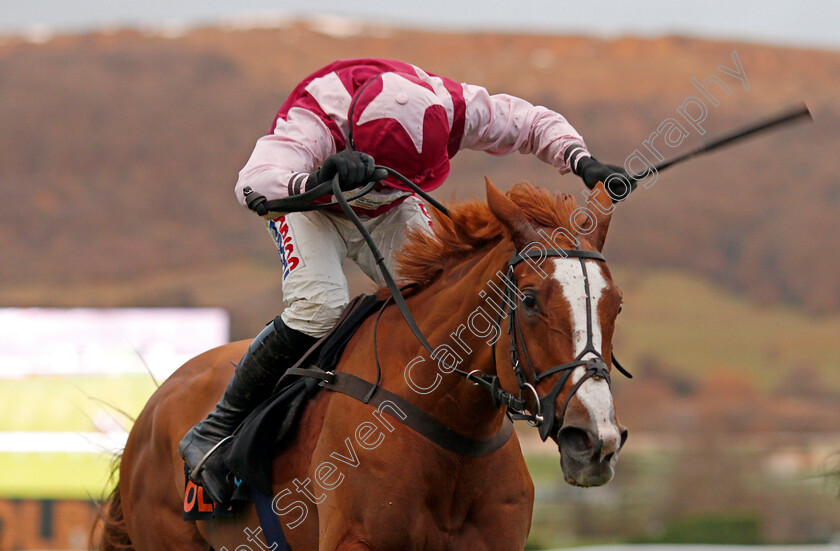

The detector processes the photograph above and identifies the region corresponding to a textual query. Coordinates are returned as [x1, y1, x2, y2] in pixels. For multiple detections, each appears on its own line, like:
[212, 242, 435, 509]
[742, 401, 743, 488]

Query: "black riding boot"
[178, 317, 317, 505]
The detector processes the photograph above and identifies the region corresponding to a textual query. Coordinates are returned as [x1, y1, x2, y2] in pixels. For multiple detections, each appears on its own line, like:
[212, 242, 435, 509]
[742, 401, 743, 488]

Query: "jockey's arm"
[459, 84, 634, 201]
[235, 107, 336, 216]
[459, 83, 591, 175]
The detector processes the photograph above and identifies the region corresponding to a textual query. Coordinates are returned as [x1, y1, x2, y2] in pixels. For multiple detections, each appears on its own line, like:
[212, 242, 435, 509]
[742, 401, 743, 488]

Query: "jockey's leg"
[273, 211, 352, 338]
[351, 195, 434, 284]
[179, 210, 350, 505]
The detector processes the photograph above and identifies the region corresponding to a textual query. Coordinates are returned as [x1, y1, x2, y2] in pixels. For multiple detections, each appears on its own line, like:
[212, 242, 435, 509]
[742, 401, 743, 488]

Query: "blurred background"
[0, 1, 838, 549]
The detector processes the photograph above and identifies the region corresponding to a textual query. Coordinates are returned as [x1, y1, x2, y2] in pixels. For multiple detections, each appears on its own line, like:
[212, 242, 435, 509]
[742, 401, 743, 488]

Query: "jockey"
[179, 57, 632, 503]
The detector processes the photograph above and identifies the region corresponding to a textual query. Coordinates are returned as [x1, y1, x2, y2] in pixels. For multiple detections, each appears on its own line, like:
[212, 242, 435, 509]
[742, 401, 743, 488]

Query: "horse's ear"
[485, 177, 540, 250]
[585, 181, 613, 252]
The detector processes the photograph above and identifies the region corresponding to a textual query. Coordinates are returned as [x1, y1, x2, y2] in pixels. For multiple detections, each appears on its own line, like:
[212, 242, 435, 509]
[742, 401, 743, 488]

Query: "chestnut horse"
[96, 180, 627, 551]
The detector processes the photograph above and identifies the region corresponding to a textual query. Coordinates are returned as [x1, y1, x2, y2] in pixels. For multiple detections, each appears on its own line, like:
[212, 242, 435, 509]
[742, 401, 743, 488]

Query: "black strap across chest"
[287, 367, 514, 456]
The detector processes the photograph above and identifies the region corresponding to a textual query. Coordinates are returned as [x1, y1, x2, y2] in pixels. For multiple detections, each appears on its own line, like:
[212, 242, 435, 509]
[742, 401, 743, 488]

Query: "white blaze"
[552, 259, 620, 457]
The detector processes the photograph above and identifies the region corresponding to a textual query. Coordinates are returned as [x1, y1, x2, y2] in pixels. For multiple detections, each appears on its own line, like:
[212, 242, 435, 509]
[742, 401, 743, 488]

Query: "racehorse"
[95, 179, 628, 551]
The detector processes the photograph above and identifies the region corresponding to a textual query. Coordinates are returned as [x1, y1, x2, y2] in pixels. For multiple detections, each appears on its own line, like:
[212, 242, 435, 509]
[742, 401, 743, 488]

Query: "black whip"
[651, 102, 812, 174]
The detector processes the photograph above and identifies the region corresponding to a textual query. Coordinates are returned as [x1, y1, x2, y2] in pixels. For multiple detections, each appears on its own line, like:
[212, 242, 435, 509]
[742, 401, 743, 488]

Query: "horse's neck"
[375, 240, 514, 439]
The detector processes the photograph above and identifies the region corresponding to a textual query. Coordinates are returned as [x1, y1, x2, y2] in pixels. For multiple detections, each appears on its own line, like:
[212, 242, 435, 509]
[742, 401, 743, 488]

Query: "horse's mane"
[397, 181, 584, 288]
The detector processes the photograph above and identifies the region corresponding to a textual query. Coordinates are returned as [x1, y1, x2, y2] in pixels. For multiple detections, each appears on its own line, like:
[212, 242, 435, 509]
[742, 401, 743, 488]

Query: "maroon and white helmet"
[349, 71, 452, 191]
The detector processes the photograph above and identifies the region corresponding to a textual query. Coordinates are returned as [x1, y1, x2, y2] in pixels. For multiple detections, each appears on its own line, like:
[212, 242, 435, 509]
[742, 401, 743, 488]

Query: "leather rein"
[277, 171, 630, 455]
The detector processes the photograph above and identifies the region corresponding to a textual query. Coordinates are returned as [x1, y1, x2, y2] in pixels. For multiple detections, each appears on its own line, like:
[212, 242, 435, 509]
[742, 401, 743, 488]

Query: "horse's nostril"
[603, 452, 615, 463]
[619, 427, 629, 448]
[558, 426, 594, 456]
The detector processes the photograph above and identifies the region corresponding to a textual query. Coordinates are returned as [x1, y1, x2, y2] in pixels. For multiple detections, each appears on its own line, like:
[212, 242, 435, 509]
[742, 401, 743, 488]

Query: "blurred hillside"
[1, 22, 839, 547]
[1, 21, 838, 334]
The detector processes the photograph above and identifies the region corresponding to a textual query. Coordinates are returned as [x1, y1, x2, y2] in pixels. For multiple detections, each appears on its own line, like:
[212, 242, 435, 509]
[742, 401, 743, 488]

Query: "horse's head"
[486, 178, 627, 487]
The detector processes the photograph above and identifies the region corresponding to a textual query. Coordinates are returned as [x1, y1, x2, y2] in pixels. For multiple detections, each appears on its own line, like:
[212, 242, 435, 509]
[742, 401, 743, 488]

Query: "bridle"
[489, 246, 631, 441]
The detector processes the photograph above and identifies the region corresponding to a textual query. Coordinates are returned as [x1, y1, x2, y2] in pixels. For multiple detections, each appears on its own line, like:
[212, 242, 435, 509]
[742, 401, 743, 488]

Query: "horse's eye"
[522, 292, 538, 311]
[618, 302, 623, 314]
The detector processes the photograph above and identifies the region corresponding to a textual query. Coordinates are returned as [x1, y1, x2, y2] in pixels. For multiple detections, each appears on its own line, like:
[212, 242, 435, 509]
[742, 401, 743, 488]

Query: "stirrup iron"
[188, 435, 235, 482]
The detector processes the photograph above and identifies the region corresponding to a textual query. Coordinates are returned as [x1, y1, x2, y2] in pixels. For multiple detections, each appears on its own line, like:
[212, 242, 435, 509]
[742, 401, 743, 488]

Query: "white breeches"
[267, 196, 433, 337]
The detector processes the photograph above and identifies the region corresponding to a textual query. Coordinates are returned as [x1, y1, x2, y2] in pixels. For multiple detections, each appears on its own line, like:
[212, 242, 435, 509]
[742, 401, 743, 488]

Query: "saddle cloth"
[182, 293, 383, 523]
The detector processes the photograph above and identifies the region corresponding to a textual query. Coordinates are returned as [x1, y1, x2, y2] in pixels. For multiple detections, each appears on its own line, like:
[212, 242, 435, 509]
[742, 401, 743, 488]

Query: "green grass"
[0, 374, 156, 498]
[612, 266, 840, 390]
[0, 374, 158, 432]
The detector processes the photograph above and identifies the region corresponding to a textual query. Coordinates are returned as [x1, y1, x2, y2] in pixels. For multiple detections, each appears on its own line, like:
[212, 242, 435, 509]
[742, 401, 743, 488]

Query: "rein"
[282, 170, 630, 453]
[327, 174, 532, 417]
[252, 167, 449, 218]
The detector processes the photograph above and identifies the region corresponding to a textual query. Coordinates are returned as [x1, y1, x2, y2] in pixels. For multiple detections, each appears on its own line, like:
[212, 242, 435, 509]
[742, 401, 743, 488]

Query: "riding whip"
[651, 102, 812, 174]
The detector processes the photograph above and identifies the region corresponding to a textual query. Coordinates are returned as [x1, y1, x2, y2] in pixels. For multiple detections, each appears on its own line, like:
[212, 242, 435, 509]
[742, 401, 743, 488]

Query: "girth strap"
[290, 367, 515, 457]
[251, 488, 291, 551]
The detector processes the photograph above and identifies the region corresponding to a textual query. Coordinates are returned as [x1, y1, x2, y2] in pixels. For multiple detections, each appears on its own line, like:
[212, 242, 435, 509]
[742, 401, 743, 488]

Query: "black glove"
[312, 150, 385, 191]
[574, 155, 636, 203]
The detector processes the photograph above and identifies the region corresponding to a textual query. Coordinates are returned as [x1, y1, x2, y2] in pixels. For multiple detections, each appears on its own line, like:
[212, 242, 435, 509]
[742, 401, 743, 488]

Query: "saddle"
[183, 294, 382, 521]
[225, 294, 384, 494]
